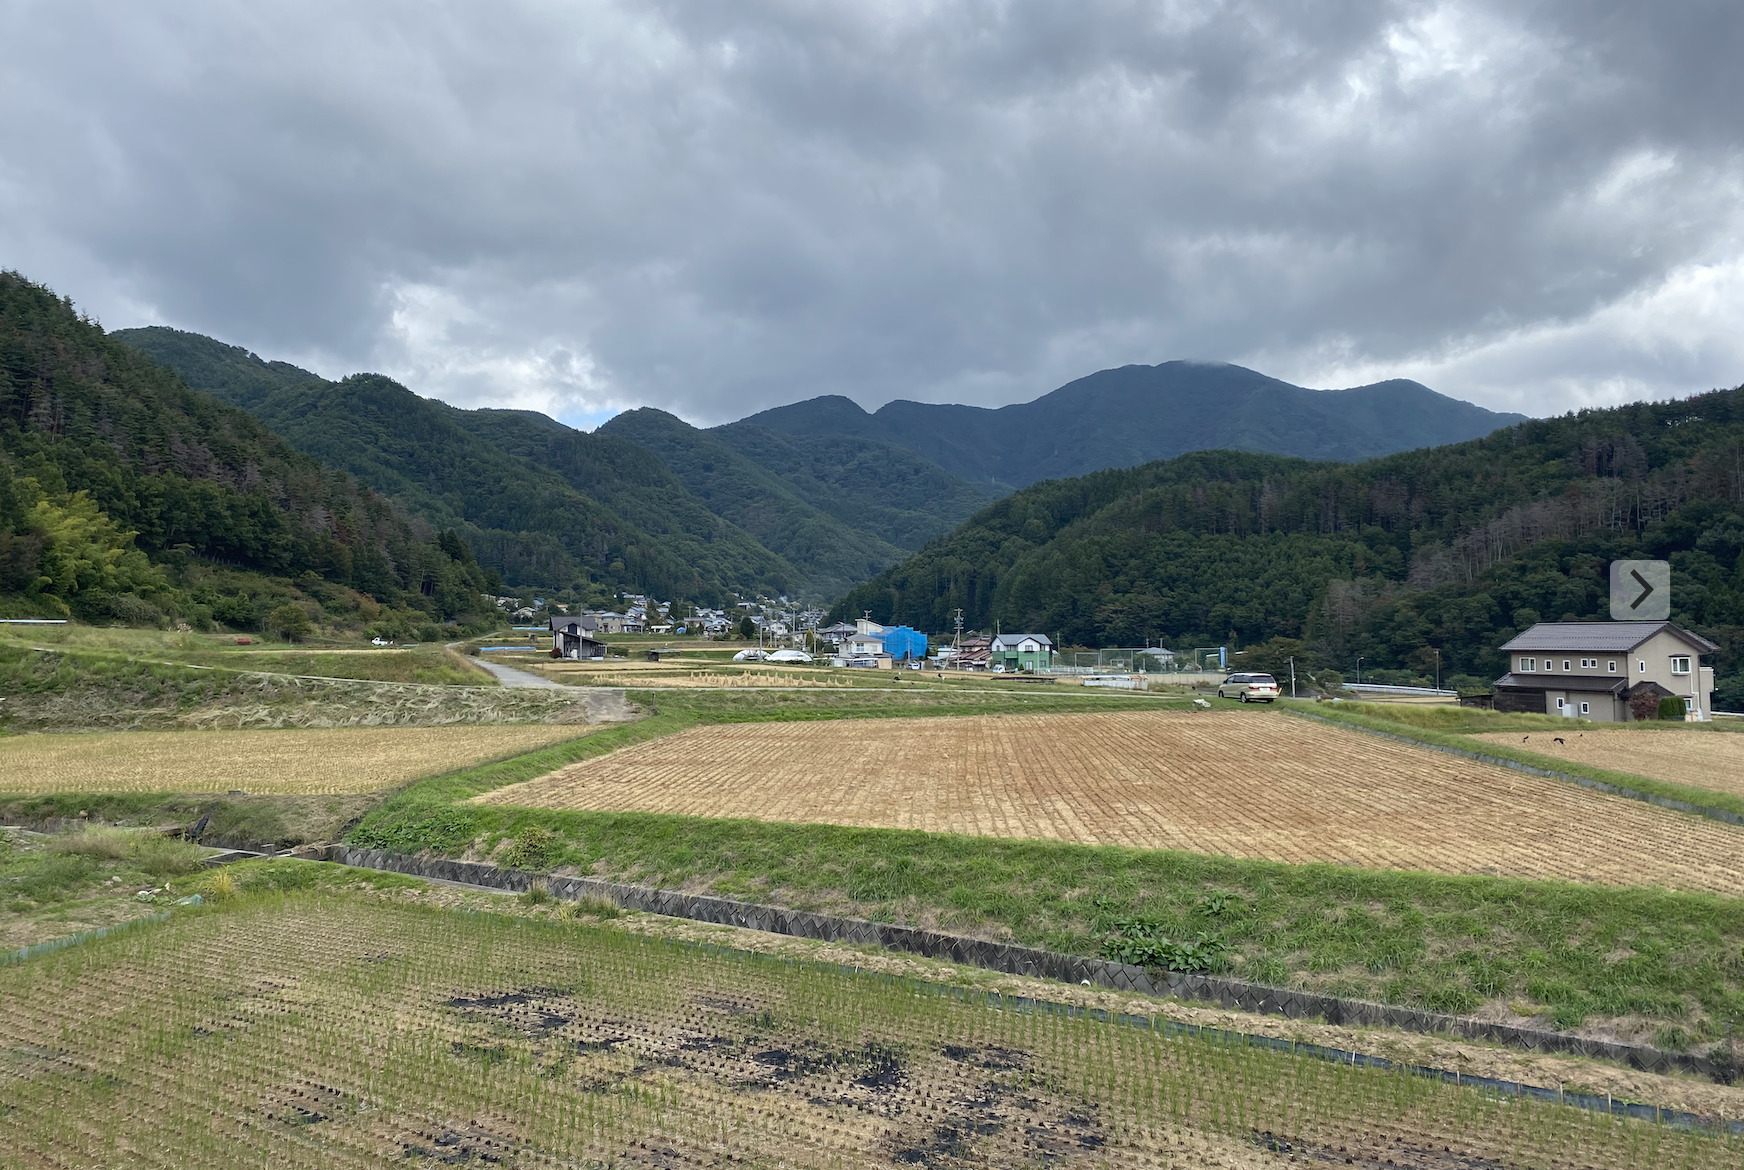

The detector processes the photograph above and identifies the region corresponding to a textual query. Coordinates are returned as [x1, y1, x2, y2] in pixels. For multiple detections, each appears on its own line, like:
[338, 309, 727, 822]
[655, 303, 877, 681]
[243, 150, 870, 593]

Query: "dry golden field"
[482, 710, 1744, 894]
[0, 724, 587, 795]
[1474, 727, 1744, 797]
[532, 659, 850, 689]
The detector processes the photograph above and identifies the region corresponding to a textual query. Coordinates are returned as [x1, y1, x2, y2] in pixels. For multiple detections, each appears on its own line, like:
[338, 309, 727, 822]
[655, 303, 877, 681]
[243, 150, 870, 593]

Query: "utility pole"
[1434, 648, 1441, 692]
[1288, 656, 1296, 698]
[953, 609, 964, 648]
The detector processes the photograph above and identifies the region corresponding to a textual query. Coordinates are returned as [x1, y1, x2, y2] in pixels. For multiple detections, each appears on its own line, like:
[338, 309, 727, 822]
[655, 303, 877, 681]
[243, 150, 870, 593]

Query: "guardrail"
[1345, 683, 1458, 698]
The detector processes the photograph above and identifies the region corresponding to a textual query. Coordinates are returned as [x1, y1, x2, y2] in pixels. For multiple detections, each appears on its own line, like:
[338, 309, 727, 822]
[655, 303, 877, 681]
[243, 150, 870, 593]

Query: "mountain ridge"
[740, 361, 1526, 487]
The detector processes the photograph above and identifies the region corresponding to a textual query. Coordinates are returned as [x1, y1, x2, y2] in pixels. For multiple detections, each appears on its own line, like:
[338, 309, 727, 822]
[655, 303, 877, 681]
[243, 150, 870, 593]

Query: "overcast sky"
[3, 1, 1740, 428]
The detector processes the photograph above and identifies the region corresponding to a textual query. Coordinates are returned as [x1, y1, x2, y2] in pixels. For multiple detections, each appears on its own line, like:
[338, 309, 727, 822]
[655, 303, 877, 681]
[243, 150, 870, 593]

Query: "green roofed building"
[990, 633, 1053, 672]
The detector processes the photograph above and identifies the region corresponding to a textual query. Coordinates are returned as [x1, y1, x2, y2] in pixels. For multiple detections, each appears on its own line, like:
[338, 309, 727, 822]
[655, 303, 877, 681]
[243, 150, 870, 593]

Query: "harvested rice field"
[0, 724, 588, 795]
[2, 896, 1728, 1169]
[483, 710, 1744, 895]
[531, 657, 852, 688]
[1474, 727, 1744, 798]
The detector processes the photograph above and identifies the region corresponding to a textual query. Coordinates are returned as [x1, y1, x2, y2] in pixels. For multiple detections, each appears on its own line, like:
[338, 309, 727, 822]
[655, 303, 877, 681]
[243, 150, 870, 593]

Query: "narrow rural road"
[473, 659, 564, 689]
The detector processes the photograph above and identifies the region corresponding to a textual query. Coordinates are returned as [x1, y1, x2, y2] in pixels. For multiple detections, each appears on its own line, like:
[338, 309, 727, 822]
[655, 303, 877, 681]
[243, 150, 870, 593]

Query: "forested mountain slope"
[0, 273, 487, 630]
[598, 408, 909, 599]
[450, 407, 796, 596]
[743, 362, 1525, 487]
[835, 386, 1744, 699]
[116, 328, 790, 604]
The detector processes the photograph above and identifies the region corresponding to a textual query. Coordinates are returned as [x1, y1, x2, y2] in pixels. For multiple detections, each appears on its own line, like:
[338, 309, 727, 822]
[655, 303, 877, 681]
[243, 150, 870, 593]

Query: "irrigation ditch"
[313, 845, 1736, 1084]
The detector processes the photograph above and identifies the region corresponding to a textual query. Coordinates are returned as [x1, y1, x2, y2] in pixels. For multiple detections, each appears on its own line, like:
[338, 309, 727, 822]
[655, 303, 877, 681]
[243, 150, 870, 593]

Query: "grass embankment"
[3, 893, 1729, 1168]
[348, 692, 1744, 1048]
[1292, 701, 1744, 820]
[0, 826, 209, 951]
[0, 640, 595, 733]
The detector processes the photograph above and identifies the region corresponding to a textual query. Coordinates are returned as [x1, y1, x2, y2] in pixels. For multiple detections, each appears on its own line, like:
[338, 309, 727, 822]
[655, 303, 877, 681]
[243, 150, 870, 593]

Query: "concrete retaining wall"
[320, 845, 1722, 1081]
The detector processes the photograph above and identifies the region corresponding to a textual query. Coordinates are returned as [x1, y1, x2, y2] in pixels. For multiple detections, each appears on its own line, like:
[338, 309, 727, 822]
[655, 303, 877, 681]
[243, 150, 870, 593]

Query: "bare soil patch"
[482, 710, 1744, 895]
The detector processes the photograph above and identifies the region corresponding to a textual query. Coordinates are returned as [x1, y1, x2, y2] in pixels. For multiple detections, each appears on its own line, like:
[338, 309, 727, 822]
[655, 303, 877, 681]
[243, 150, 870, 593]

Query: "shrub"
[500, 826, 561, 871]
[267, 604, 314, 642]
[562, 894, 621, 920]
[1659, 695, 1688, 721]
[50, 826, 206, 877]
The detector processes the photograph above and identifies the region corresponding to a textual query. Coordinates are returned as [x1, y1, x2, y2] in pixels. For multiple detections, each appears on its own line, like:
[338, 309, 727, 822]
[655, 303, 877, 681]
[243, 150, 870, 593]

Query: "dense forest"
[834, 387, 1744, 704]
[118, 328, 1000, 604]
[0, 272, 490, 636]
[115, 326, 796, 606]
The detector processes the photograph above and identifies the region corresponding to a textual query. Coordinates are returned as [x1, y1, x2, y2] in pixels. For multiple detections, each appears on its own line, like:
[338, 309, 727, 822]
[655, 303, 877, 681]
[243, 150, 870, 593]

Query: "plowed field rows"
[0, 724, 587, 795]
[483, 711, 1744, 894]
[1474, 728, 1744, 798]
[0, 898, 1721, 1168]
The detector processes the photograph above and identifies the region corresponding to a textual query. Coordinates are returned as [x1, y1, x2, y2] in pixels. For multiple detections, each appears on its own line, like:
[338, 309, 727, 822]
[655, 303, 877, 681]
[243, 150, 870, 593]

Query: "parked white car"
[766, 649, 813, 663]
[1217, 673, 1280, 702]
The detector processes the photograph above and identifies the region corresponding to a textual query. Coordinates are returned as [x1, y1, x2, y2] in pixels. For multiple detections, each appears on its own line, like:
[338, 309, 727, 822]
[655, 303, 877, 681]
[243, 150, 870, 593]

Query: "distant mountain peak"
[738, 361, 1523, 487]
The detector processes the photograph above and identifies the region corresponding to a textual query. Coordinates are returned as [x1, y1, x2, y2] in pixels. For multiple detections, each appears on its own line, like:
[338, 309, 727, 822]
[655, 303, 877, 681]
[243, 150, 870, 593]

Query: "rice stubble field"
[480, 710, 1744, 895]
[1, 895, 1728, 1169]
[0, 724, 590, 795]
[1473, 727, 1744, 798]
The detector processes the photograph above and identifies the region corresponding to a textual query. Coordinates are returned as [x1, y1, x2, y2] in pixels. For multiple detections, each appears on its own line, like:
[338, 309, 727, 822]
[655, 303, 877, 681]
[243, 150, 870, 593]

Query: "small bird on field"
[1522, 735, 1530, 743]
[1553, 737, 1565, 745]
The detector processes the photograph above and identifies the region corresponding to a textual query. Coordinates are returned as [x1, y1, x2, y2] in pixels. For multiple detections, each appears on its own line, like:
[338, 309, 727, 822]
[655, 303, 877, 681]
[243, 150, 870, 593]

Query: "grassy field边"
[339, 692, 1744, 1046]
[0, 724, 595, 795]
[1, 893, 1735, 1168]
[475, 709, 1744, 896]
[355, 804, 1744, 1048]
[0, 640, 616, 733]
[0, 825, 209, 951]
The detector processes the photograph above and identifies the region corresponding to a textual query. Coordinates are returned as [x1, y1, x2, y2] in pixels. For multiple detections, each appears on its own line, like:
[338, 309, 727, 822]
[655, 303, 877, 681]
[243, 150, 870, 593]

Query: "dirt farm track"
[483, 710, 1744, 895]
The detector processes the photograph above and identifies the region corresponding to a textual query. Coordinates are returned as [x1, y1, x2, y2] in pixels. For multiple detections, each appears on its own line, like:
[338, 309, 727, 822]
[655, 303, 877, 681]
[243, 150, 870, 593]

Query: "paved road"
[473, 659, 564, 689]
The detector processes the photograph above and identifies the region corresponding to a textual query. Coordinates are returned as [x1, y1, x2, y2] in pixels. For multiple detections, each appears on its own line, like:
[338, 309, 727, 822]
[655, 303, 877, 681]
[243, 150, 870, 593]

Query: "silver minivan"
[1217, 673, 1280, 702]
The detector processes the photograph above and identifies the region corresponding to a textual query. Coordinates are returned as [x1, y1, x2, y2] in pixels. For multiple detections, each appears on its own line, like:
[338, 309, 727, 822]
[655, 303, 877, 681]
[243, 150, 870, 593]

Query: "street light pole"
[1355, 656, 1364, 685]
[1288, 656, 1296, 698]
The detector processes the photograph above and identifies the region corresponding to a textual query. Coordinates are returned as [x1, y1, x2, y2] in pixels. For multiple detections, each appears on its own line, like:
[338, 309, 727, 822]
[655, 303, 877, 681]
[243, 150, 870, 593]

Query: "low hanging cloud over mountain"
[2, 1, 1740, 425]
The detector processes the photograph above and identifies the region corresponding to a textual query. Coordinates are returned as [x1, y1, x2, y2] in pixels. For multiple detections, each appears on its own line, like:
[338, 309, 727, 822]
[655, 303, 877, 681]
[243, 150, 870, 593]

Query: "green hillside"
[0, 272, 488, 632]
[710, 422, 1005, 549]
[599, 407, 908, 599]
[114, 328, 783, 605]
[450, 408, 795, 597]
[835, 386, 1744, 702]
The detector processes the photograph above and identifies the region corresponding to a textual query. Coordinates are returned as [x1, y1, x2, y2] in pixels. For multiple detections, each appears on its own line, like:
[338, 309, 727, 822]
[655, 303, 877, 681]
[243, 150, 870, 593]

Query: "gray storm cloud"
[1, 0, 1740, 424]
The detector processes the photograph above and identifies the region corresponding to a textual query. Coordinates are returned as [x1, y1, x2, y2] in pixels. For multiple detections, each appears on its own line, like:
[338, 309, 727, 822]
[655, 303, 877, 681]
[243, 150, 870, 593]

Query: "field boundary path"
[1288, 709, 1744, 827]
[471, 659, 565, 688]
[315, 844, 1725, 1081]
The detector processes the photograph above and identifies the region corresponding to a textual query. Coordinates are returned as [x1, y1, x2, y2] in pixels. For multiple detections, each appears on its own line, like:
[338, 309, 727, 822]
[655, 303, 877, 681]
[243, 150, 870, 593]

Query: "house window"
[1562, 660, 1571, 671]
[1580, 701, 1590, 714]
[1580, 658, 1595, 669]
[1608, 661, 1617, 673]
[1685, 697, 1696, 712]
[1670, 656, 1691, 675]
[1556, 698, 1566, 710]
[1639, 660, 1647, 673]
[1519, 658, 1536, 672]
